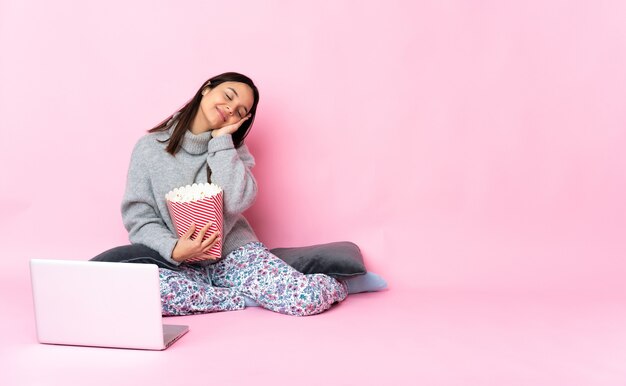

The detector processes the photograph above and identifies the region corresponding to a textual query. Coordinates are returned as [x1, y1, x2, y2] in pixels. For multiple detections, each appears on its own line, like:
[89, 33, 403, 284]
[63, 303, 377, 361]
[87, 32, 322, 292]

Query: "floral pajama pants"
[159, 242, 348, 317]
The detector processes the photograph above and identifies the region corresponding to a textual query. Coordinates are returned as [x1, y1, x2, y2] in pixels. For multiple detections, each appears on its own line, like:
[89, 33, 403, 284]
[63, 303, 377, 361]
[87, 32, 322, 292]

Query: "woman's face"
[199, 81, 255, 130]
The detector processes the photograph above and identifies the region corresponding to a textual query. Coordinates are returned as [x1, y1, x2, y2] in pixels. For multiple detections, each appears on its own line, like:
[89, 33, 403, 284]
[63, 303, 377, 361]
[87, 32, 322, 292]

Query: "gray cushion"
[270, 241, 366, 278]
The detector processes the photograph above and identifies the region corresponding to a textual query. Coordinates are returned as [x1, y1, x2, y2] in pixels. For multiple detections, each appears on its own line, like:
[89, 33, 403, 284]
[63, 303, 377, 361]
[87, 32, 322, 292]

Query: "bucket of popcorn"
[165, 183, 224, 263]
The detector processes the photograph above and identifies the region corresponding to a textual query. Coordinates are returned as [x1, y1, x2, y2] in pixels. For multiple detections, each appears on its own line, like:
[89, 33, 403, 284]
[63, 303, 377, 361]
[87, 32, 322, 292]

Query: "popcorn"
[165, 183, 224, 263]
[165, 182, 223, 203]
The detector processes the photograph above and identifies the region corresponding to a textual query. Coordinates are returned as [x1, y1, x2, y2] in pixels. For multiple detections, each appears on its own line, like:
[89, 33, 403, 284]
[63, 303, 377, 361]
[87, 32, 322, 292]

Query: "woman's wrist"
[171, 243, 185, 262]
[210, 129, 222, 138]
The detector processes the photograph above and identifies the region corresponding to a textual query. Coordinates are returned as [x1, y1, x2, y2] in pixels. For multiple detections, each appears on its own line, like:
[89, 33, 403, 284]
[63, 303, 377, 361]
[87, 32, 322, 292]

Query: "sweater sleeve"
[121, 141, 180, 266]
[206, 134, 257, 215]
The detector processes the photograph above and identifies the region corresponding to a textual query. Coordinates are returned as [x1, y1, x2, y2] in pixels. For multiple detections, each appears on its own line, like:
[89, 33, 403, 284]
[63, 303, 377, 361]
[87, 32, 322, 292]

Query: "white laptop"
[30, 259, 189, 350]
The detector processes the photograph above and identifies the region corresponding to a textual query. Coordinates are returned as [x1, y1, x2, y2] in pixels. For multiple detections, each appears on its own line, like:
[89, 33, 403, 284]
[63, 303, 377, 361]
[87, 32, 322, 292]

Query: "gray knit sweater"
[121, 116, 259, 266]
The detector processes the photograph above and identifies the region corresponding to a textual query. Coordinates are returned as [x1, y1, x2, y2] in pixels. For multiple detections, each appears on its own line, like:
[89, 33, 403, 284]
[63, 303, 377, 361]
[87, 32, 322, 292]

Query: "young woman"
[91, 72, 384, 317]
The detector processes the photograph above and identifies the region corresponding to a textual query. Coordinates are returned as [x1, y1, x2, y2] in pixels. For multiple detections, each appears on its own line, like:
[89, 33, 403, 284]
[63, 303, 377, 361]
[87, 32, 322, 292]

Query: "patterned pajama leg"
[159, 265, 245, 316]
[209, 242, 348, 317]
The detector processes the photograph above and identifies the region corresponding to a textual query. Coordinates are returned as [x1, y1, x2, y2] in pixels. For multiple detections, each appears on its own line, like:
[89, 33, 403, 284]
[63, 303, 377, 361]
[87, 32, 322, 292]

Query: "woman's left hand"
[211, 115, 251, 138]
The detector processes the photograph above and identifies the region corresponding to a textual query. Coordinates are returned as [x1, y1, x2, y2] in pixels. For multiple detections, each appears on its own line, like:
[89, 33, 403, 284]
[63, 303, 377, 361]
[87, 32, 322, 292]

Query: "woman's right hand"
[171, 222, 221, 263]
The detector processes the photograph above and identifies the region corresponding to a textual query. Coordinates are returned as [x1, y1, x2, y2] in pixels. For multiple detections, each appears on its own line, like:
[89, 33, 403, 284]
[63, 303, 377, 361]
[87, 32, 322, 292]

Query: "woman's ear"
[201, 82, 212, 96]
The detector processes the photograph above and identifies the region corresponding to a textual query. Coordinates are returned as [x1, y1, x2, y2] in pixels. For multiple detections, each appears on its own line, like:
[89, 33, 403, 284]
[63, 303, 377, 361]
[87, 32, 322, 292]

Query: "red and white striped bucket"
[166, 189, 224, 263]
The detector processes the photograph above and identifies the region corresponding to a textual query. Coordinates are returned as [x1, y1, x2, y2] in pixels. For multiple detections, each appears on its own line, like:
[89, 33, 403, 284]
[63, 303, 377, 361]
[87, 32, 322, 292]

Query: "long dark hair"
[149, 72, 260, 155]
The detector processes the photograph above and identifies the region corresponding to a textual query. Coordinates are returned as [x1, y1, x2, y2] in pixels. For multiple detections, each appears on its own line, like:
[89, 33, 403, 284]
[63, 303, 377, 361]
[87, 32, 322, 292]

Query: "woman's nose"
[225, 105, 234, 115]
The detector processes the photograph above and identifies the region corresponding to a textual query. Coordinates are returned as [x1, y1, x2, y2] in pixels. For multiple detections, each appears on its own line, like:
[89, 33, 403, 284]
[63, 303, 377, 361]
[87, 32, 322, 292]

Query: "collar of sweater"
[163, 115, 212, 155]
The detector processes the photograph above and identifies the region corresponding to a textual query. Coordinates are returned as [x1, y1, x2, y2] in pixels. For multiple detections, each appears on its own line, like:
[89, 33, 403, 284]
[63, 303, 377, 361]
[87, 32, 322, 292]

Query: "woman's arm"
[206, 134, 258, 215]
[121, 141, 180, 266]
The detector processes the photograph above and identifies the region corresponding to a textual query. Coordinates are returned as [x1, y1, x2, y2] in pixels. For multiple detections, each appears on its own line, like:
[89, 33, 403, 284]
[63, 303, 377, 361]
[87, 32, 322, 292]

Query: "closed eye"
[224, 88, 248, 118]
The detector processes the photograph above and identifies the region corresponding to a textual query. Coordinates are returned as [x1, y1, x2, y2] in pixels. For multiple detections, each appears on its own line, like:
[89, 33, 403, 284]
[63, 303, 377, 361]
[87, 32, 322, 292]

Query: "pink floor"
[3, 266, 626, 386]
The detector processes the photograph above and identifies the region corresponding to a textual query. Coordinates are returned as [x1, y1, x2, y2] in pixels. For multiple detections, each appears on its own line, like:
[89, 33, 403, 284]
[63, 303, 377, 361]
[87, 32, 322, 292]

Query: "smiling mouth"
[216, 107, 226, 122]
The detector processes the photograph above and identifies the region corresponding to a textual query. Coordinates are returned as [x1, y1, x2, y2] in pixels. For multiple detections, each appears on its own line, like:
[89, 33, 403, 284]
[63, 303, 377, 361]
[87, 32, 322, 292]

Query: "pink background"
[2, 1, 626, 384]
[2, 0, 625, 293]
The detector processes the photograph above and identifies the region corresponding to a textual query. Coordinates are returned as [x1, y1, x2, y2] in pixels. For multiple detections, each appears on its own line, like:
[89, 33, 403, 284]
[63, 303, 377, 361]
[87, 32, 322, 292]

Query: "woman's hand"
[211, 115, 251, 138]
[171, 222, 221, 263]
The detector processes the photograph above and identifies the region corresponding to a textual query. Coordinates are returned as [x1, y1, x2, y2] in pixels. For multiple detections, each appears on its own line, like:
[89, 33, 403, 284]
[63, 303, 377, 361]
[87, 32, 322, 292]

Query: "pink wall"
[1, 1, 625, 293]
